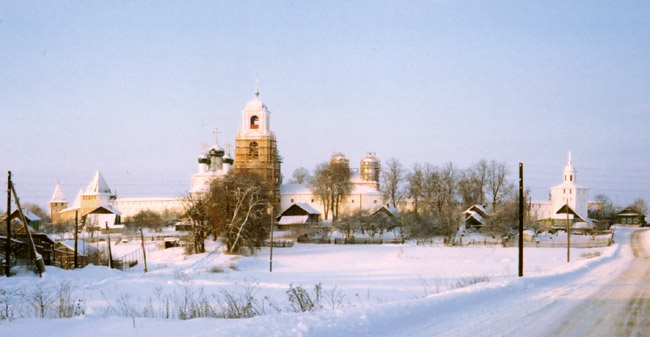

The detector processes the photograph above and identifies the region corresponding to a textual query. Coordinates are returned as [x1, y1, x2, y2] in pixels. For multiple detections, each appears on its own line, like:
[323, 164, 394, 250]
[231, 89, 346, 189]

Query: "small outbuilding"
[463, 204, 490, 231]
[276, 203, 321, 230]
[85, 205, 124, 233]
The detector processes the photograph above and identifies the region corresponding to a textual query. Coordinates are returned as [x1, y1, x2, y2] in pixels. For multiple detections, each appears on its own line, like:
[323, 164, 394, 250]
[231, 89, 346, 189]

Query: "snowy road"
[546, 229, 650, 336]
[299, 228, 650, 337]
[421, 228, 650, 337]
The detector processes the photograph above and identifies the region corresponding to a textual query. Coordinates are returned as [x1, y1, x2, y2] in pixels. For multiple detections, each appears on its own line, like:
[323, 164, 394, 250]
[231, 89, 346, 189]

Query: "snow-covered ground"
[0, 227, 644, 336]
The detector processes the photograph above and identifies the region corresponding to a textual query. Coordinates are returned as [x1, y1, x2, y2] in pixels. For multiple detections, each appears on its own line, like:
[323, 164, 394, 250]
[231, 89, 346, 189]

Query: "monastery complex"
[48, 88, 593, 228]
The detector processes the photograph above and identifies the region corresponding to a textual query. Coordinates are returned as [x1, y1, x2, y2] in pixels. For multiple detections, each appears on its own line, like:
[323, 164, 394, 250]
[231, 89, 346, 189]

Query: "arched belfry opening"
[250, 115, 259, 129]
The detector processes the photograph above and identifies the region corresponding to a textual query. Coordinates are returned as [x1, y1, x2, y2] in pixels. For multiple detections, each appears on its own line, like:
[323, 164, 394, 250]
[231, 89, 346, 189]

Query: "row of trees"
[378, 158, 523, 240]
[290, 158, 522, 240]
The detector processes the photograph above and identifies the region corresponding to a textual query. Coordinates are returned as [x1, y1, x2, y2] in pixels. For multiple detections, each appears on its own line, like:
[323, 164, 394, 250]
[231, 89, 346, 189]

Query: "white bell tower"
[239, 78, 271, 138]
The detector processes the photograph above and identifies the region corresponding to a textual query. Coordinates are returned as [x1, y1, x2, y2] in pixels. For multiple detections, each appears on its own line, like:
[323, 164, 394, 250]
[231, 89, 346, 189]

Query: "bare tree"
[311, 162, 333, 220]
[458, 160, 488, 208]
[381, 158, 405, 208]
[589, 194, 619, 229]
[631, 198, 648, 216]
[290, 167, 311, 184]
[310, 161, 351, 220]
[331, 161, 351, 220]
[205, 172, 270, 254]
[182, 193, 210, 254]
[420, 164, 442, 214]
[406, 163, 424, 216]
[487, 160, 509, 211]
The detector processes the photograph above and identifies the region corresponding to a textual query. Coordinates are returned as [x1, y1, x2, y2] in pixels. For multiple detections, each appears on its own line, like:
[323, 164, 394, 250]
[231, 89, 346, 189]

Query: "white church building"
[530, 152, 590, 223]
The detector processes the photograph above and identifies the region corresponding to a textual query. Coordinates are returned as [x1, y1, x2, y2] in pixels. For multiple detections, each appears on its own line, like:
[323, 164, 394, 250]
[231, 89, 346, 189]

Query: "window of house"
[374, 200, 377, 203]
[351, 200, 355, 203]
[291, 199, 294, 203]
[311, 199, 314, 203]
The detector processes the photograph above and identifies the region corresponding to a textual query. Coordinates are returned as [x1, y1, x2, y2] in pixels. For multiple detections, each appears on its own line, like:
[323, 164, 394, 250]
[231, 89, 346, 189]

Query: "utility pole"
[74, 210, 78, 269]
[5, 171, 11, 276]
[140, 227, 147, 273]
[105, 222, 113, 269]
[10, 181, 44, 276]
[566, 201, 571, 263]
[269, 205, 274, 272]
[518, 163, 524, 277]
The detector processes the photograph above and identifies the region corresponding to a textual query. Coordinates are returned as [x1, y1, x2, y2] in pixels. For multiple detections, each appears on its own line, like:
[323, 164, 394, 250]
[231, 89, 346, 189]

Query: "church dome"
[245, 97, 267, 111]
[209, 145, 225, 157]
[564, 163, 576, 173]
[198, 154, 209, 164]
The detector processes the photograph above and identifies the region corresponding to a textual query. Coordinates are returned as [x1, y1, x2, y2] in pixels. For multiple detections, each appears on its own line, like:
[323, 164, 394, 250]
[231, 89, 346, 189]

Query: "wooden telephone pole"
[4, 171, 11, 276]
[518, 163, 524, 277]
[140, 228, 147, 273]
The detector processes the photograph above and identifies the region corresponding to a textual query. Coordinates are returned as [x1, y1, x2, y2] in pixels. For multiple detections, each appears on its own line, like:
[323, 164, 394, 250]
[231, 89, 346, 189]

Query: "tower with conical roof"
[234, 84, 282, 213]
[49, 184, 68, 224]
[80, 170, 116, 215]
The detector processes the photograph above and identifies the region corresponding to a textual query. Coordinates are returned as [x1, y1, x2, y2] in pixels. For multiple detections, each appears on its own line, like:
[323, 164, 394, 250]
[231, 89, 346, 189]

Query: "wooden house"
[616, 207, 647, 226]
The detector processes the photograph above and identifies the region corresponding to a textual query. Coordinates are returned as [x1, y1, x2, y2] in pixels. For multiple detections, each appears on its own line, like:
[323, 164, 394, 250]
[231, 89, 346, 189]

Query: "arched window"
[250, 116, 259, 129]
[248, 141, 259, 159]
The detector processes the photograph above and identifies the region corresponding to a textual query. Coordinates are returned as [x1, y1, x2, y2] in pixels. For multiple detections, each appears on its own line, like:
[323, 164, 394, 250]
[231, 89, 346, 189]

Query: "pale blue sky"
[1, 1, 649, 210]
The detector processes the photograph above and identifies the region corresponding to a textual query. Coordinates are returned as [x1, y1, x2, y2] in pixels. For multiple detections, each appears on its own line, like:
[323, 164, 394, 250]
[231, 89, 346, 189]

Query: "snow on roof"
[19, 208, 41, 222]
[7, 208, 41, 222]
[88, 205, 122, 215]
[293, 203, 320, 214]
[350, 185, 382, 195]
[58, 240, 98, 255]
[464, 210, 485, 225]
[280, 184, 312, 194]
[244, 96, 268, 111]
[60, 189, 83, 213]
[114, 197, 182, 202]
[278, 215, 309, 225]
[50, 184, 67, 203]
[85, 170, 113, 196]
[373, 204, 398, 216]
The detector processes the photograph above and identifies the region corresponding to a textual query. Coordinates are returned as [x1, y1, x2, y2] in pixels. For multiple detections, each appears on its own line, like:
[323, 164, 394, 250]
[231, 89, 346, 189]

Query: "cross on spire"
[255, 72, 260, 97]
[224, 141, 232, 155]
[213, 128, 220, 145]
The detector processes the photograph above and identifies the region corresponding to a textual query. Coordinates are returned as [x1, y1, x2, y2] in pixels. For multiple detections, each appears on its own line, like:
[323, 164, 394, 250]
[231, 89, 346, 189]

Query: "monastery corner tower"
[234, 86, 282, 214]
